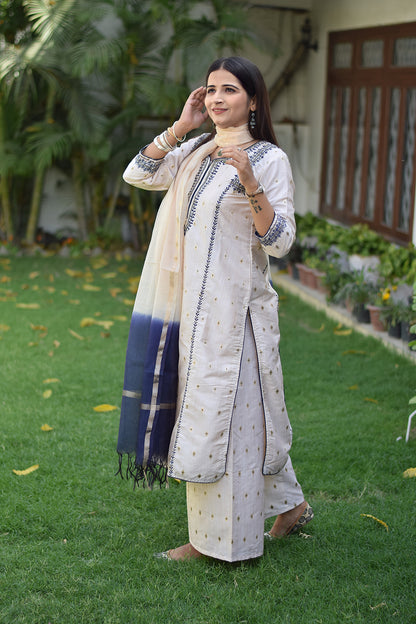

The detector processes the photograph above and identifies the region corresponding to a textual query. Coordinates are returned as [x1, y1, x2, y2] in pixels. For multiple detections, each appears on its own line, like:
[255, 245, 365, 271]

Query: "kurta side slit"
[186, 314, 304, 562]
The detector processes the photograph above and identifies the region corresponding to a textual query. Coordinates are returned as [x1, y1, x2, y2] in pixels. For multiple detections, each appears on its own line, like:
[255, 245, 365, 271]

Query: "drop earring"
[249, 110, 256, 129]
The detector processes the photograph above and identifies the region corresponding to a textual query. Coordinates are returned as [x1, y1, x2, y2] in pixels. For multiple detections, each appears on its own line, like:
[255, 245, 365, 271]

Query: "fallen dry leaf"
[13, 464, 39, 476]
[123, 298, 135, 306]
[16, 303, 40, 309]
[69, 329, 84, 341]
[334, 328, 352, 336]
[364, 397, 378, 404]
[43, 389, 52, 399]
[80, 317, 96, 327]
[91, 258, 108, 270]
[360, 513, 389, 531]
[43, 378, 60, 384]
[41, 424, 53, 432]
[128, 276, 141, 293]
[348, 384, 359, 390]
[102, 272, 117, 279]
[0, 323, 10, 332]
[403, 467, 416, 478]
[82, 284, 101, 292]
[69, 299, 80, 305]
[65, 269, 85, 278]
[30, 323, 47, 332]
[111, 315, 127, 322]
[109, 288, 122, 298]
[80, 317, 114, 330]
[29, 271, 40, 279]
[93, 404, 119, 412]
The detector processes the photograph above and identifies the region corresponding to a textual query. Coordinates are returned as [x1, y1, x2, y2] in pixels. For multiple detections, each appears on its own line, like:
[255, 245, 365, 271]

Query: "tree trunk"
[72, 155, 88, 241]
[90, 176, 105, 232]
[24, 86, 56, 244]
[104, 173, 123, 230]
[25, 168, 45, 244]
[0, 97, 14, 240]
[0, 174, 13, 241]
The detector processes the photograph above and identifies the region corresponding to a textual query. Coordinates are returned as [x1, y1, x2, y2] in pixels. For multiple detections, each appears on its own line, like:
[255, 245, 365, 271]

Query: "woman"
[117, 56, 313, 562]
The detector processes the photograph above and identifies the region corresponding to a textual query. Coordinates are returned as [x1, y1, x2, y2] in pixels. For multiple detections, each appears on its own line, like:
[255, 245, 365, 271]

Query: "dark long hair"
[205, 56, 278, 146]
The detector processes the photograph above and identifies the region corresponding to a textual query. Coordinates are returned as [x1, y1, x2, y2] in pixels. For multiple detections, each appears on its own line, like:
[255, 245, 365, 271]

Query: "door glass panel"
[325, 88, 337, 206]
[352, 88, 367, 215]
[336, 88, 351, 211]
[399, 88, 416, 232]
[333, 42, 353, 68]
[365, 88, 381, 220]
[393, 37, 416, 67]
[383, 88, 401, 226]
[361, 40, 384, 67]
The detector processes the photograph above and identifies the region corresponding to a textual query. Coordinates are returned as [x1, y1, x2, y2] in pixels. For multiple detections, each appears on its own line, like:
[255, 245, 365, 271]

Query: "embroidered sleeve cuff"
[133, 147, 164, 175]
[255, 212, 287, 247]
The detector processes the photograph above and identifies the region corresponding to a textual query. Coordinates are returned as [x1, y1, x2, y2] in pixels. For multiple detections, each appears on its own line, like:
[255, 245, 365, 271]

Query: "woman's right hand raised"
[175, 87, 208, 136]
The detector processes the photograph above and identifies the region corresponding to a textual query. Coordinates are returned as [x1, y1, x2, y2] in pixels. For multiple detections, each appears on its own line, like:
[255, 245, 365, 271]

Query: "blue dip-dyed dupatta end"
[116, 138, 216, 488]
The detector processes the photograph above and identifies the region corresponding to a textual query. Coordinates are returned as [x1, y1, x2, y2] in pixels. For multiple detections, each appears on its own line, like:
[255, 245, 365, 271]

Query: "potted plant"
[378, 243, 416, 287]
[380, 300, 413, 339]
[334, 270, 377, 323]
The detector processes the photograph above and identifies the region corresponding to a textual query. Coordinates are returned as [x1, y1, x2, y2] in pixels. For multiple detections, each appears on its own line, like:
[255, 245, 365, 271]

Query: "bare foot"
[269, 501, 307, 537]
[167, 542, 203, 561]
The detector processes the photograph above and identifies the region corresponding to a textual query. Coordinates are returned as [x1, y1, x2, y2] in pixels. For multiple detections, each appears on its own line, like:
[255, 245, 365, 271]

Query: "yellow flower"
[382, 289, 390, 302]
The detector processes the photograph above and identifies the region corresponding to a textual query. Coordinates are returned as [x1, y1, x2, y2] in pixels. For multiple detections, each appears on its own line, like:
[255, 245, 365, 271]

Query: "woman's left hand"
[219, 146, 258, 193]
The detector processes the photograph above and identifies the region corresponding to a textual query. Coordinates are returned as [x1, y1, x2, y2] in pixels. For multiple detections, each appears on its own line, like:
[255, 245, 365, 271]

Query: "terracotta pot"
[367, 305, 386, 332]
[296, 263, 315, 288]
[313, 270, 329, 295]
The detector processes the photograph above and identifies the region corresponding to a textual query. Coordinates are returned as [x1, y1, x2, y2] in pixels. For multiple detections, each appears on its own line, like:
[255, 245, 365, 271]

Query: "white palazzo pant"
[186, 315, 304, 562]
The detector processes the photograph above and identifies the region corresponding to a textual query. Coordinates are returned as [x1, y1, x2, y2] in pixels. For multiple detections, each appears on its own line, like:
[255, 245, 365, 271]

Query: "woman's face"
[205, 68, 255, 129]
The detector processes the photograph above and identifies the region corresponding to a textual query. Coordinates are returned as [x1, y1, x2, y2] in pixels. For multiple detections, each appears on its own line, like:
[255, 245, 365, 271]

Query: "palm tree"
[1, 0, 275, 247]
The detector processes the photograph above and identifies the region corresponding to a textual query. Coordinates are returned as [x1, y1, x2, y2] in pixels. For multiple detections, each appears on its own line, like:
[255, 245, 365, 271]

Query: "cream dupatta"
[117, 137, 216, 487]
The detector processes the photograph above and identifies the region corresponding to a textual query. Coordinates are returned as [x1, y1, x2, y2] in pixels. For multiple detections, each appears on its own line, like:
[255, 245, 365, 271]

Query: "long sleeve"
[253, 148, 296, 259]
[122, 135, 209, 192]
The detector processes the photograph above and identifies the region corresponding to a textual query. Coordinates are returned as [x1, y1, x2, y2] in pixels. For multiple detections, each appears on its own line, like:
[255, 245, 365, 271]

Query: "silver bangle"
[170, 121, 186, 142]
[159, 130, 174, 151]
[154, 132, 174, 153]
[245, 184, 264, 198]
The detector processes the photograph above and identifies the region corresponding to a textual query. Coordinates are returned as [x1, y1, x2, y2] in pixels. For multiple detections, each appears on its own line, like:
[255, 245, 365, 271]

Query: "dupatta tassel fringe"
[117, 453, 168, 489]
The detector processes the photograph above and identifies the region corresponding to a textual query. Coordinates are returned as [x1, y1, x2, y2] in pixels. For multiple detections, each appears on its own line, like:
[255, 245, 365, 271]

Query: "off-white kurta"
[123, 136, 304, 560]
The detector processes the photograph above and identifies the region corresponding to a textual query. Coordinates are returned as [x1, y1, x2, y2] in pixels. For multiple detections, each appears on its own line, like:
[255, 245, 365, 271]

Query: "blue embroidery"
[184, 158, 224, 234]
[230, 176, 245, 194]
[184, 157, 211, 233]
[134, 148, 163, 174]
[256, 213, 287, 246]
[169, 180, 232, 475]
[247, 141, 277, 166]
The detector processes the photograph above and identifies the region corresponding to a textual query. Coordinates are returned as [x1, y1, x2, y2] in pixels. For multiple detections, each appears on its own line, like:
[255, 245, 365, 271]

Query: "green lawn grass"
[1, 255, 415, 624]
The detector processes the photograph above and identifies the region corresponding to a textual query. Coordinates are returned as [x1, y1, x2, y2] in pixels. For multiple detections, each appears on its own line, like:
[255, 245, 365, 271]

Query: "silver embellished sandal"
[265, 502, 314, 540]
